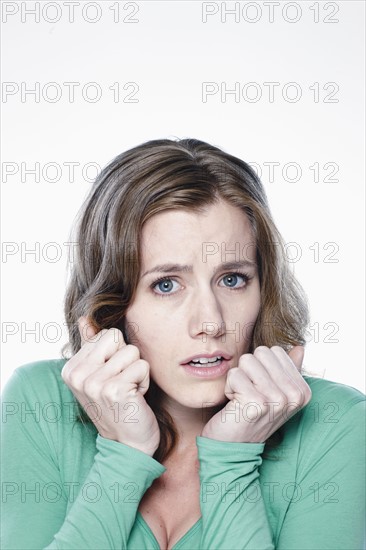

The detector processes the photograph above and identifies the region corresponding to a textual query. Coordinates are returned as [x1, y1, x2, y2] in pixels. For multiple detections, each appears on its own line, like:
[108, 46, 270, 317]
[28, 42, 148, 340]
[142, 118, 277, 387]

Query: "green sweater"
[1, 359, 365, 550]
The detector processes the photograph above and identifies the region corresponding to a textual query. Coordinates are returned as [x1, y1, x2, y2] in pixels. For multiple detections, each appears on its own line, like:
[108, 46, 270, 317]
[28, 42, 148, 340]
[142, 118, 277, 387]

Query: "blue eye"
[152, 277, 179, 295]
[150, 272, 251, 297]
[220, 273, 250, 289]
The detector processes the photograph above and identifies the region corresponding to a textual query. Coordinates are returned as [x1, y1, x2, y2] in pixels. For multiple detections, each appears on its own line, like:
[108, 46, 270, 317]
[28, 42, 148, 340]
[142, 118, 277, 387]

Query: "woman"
[1, 138, 365, 550]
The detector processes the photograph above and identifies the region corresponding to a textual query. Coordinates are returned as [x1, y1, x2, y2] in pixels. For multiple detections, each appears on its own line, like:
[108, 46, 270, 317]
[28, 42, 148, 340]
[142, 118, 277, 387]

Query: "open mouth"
[187, 356, 223, 367]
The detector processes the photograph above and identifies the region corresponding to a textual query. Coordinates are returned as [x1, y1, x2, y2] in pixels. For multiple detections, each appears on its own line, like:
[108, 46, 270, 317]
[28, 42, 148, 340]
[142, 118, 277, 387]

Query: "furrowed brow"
[141, 264, 193, 278]
[141, 260, 256, 278]
[218, 260, 257, 272]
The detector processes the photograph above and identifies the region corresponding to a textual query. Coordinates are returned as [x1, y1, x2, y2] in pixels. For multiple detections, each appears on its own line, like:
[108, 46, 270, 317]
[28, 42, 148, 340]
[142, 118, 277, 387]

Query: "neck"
[146, 381, 225, 457]
[161, 393, 223, 453]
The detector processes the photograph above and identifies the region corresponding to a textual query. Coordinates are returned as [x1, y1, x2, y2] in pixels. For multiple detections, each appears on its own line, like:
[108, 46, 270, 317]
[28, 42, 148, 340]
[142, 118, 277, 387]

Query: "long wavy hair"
[62, 137, 309, 462]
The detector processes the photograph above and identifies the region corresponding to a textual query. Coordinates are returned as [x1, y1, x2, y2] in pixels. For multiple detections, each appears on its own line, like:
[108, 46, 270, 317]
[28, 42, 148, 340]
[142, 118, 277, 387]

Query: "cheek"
[125, 307, 166, 357]
[233, 287, 261, 339]
[248, 294, 261, 322]
[125, 304, 145, 346]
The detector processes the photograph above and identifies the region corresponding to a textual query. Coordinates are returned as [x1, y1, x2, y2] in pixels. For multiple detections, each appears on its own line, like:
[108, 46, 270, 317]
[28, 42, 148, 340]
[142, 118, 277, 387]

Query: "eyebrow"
[141, 260, 257, 278]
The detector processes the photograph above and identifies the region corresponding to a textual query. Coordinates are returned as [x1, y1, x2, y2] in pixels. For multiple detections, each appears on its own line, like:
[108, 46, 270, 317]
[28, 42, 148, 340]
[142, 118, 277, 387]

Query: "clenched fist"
[201, 345, 312, 443]
[61, 317, 160, 457]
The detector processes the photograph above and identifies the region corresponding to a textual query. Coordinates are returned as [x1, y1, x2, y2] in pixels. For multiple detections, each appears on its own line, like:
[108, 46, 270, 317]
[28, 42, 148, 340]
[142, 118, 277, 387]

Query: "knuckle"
[60, 365, 68, 381]
[85, 328, 107, 345]
[125, 344, 140, 359]
[272, 392, 286, 405]
[286, 390, 301, 403]
[227, 366, 240, 377]
[62, 357, 76, 375]
[67, 372, 84, 391]
[101, 381, 120, 401]
[296, 382, 312, 404]
[86, 328, 107, 344]
[83, 378, 100, 398]
[254, 346, 269, 355]
[109, 327, 123, 342]
[138, 359, 149, 368]
[61, 359, 78, 384]
[271, 345, 285, 355]
[304, 386, 312, 404]
[238, 353, 252, 367]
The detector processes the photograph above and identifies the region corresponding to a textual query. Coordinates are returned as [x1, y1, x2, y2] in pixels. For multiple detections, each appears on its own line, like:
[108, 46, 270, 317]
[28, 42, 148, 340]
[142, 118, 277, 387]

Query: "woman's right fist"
[61, 317, 160, 457]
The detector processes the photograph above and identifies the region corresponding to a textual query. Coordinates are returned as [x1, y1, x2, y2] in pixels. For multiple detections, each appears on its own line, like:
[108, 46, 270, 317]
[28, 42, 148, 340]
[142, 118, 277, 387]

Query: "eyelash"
[150, 271, 253, 298]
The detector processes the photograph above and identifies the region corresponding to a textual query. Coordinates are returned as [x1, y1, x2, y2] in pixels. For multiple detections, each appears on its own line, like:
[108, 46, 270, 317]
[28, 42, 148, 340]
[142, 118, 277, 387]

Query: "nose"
[188, 285, 225, 340]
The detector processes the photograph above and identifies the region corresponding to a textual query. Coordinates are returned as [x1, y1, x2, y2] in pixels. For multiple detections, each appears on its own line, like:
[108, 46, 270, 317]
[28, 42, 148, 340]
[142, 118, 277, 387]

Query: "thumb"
[78, 316, 98, 346]
[120, 360, 151, 396]
[287, 345, 305, 372]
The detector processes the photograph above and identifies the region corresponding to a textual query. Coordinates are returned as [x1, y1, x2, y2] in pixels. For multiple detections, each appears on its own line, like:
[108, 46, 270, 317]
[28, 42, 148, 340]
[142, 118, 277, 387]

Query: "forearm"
[44, 435, 165, 549]
[197, 436, 274, 550]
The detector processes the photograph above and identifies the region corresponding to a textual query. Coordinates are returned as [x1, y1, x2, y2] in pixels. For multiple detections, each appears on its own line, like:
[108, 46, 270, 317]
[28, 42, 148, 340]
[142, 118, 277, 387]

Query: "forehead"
[140, 200, 256, 265]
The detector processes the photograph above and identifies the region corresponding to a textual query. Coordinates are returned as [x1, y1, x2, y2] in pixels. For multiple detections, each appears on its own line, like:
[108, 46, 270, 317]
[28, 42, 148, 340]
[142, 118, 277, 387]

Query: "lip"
[181, 359, 232, 379]
[180, 350, 233, 365]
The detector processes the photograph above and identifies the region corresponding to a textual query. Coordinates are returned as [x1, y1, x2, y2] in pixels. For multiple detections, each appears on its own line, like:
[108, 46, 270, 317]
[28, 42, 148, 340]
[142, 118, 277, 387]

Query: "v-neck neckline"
[136, 510, 202, 549]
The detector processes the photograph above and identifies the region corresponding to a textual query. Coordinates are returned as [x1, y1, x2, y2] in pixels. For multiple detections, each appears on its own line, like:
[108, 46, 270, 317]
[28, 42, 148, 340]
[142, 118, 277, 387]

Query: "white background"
[1, 1, 365, 393]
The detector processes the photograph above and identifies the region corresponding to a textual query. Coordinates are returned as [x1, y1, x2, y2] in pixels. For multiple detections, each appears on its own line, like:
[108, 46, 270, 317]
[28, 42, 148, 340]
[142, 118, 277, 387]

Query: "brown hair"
[62, 138, 309, 462]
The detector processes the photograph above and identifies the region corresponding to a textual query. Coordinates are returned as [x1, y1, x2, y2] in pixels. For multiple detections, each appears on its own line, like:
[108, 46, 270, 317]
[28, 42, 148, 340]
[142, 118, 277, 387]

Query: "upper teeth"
[191, 356, 222, 364]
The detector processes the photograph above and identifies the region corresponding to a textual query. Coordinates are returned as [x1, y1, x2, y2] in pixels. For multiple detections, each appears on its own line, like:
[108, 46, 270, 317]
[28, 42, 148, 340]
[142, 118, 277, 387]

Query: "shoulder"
[268, 375, 366, 481]
[303, 373, 365, 402]
[1, 358, 69, 403]
[1, 358, 95, 476]
[302, 374, 365, 421]
[277, 374, 365, 456]
[292, 375, 366, 455]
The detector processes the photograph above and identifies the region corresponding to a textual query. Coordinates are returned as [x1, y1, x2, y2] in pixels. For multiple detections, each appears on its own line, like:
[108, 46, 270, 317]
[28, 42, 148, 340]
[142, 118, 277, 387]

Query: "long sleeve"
[195, 390, 366, 550]
[276, 399, 366, 550]
[44, 436, 165, 549]
[196, 436, 275, 550]
[1, 367, 166, 550]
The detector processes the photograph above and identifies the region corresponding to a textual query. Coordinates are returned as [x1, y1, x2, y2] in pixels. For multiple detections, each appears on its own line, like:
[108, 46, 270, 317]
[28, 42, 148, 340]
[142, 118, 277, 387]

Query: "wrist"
[119, 440, 158, 457]
[200, 428, 265, 444]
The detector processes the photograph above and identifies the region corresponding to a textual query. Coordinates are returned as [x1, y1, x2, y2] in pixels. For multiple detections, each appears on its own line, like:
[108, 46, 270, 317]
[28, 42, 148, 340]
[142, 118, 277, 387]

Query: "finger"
[271, 345, 311, 403]
[73, 327, 110, 362]
[238, 353, 281, 389]
[78, 317, 99, 346]
[84, 345, 140, 385]
[64, 326, 129, 389]
[252, 346, 306, 401]
[112, 359, 150, 396]
[287, 345, 305, 372]
[270, 346, 305, 386]
[226, 362, 273, 400]
[239, 351, 288, 401]
[224, 368, 268, 417]
[83, 328, 127, 363]
[270, 346, 311, 403]
[62, 329, 130, 388]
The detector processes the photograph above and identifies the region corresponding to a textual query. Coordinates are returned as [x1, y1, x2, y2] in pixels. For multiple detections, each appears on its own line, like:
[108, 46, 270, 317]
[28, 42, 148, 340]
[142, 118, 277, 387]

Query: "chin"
[151, 378, 228, 411]
[180, 390, 228, 410]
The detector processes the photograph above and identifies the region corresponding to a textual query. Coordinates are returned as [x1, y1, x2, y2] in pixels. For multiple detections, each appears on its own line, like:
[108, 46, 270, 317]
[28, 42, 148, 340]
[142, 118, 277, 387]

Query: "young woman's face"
[125, 199, 261, 411]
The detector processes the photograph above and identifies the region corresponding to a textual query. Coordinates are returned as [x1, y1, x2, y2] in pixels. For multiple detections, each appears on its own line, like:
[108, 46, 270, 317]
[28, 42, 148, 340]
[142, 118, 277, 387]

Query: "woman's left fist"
[201, 345, 312, 443]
